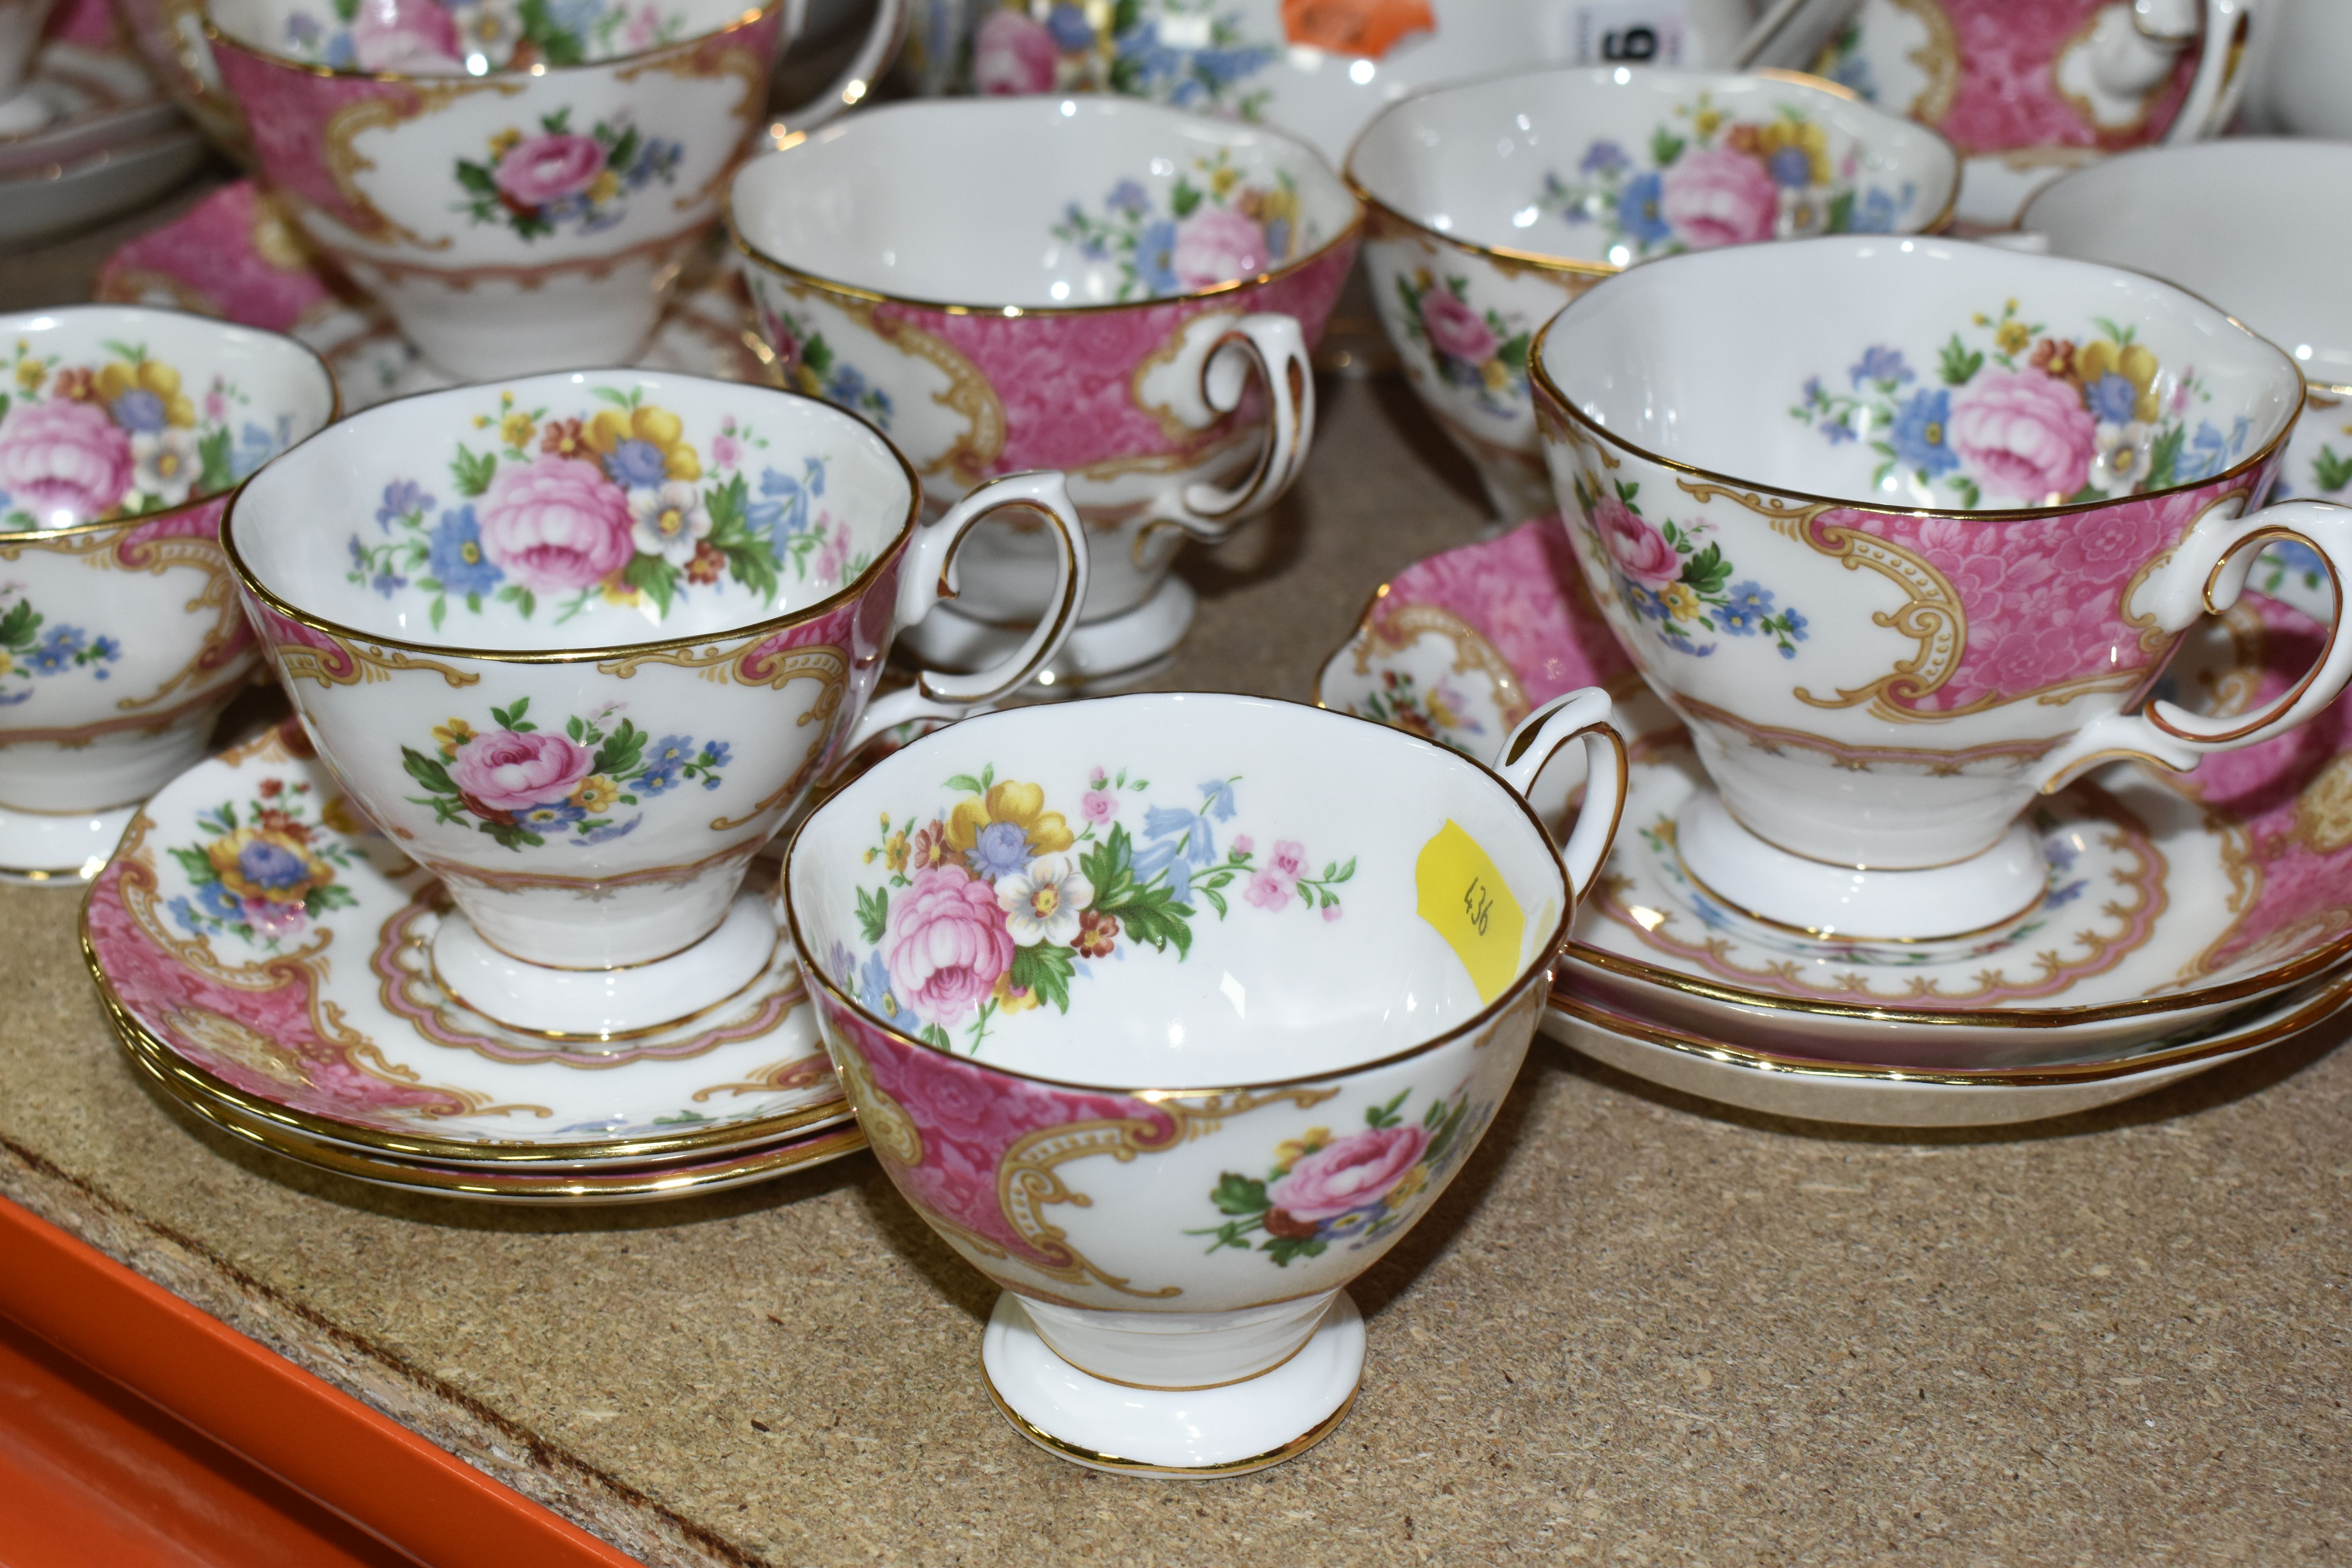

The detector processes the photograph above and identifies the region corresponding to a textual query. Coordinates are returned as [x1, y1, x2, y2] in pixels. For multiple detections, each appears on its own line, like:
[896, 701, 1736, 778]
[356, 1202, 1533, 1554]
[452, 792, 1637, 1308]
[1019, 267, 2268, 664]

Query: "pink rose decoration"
[1268, 839, 1308, 880]
[886, 865, 1016, 1028]
[493, 132, 607, 207]
[1080, 788, 1117, 824]
[1270, 1124, 1430, 1221]
[350, 0, 463, 71]
[1171, 205, 1270, 290]
[1420, 287, 1498, 365]
[0, 399, 132, 526]
[450, 728, 595, 813]
[1949, 370, 2098, 505]
[477, 456, 635, 592]
[972, 7, 1056, 94]
[1659, 148, 1779, 249]
[1243, 868, 1292, 911]
[1591, 495, 1681, 588]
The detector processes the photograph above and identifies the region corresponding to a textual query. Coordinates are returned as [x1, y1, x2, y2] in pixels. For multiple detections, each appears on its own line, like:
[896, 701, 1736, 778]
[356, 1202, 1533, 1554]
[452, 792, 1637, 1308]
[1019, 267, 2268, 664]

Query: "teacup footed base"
[429, 891, 782, 1042]
[980, 1292, 1363, 1479]
[1675, 789, 2048, 944]
[0, 800, 142, 886]
[892, 577, 1195, 693]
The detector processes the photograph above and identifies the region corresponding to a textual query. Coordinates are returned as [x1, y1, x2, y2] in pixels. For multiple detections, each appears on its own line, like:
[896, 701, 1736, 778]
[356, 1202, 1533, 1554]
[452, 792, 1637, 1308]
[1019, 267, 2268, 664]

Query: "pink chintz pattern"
[1377, 517, 1633, 709]
[209, 50, 423, 240]
[1935, 0, 2198, 154]
[1814, 463, 2279, 713]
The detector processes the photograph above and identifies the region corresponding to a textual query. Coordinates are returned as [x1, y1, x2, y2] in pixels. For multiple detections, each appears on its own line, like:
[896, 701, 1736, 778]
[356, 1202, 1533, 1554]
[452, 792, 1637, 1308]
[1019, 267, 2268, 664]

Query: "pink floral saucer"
[83, 722, 856, 1188]
[94, 181, 769, 410]
[1319, 519, 2352, 1076]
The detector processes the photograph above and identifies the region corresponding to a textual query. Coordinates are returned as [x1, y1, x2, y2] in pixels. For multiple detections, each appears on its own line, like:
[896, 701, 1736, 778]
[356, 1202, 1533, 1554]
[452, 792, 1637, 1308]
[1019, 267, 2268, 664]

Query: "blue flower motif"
[2087, 372, 2140, 425]
[428, 506, 503, 597]
[2176, 417, 2251, 483]
[968, 821, 1031, 880]
[1196, 779, 1236, 821]
[1615, 172, 1670, 248]
[518, 801, 586, 830]
[231, 418, 287, 480]
[573, 818, 641, 845]
[648, 735, 697, 769]
[1821, 417, 1857, 446]
[111, 390, 167, 433]
[1192, 45, 1269, 87]
[1849, 345, 1914, 389]
[1622, 581, 1665, 622]
[323, 31, 355, 66]
[640, 766, 681, 796]
[605, 439, 668, 490]
[826, 367, 870, 409]
[1135, 219, 1181, 296]
[2045, 878, 2087, 910]
[29, 625, 83, 672]
[1263, 216, 1292, 259]
[376, 479, 434, 530]
[169, 895, 204, 933]
[1767, 147, 1813, 188]
[701, 741, 731, 768]
[1135, 803, 1216, 888]
[2265, 539, 2325, 583]
[1853, 186, 1902, 233]
[1046, 4, 1094, 48]
[237, 838, 312, 891]
[1724, 581, 1775, 617]
[285, 13, 321, 45]
[1780, 608, 1809, 642]
[372, 566, 407, 598]
[754, 465, 815, 545]
[1580, 140, 1629, 176]
[858, 948, 900, 1021]
[1891, 388, 1958, 477]
[88, 635, 120, 662]
[1717, 602, 1761, 636]
[1107, 178, 1149, 216]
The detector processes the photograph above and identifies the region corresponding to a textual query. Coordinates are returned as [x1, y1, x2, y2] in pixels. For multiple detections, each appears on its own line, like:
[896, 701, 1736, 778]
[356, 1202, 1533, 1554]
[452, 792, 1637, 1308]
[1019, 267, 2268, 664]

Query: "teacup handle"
[1495, 688, 1630, 906]
[1137, 311, 1314, 548]
[2034, 497, 2352, 792]
[774, 0, 909, 132]
[840, 469, 1090, 754]
[2161, 0, 2253, 145]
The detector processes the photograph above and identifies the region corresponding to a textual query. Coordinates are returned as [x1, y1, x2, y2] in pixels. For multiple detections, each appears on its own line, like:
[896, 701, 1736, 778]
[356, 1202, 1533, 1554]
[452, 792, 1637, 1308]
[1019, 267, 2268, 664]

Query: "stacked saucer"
[1320, 518, 2352, 1128]
[84, 722, 864, 1205]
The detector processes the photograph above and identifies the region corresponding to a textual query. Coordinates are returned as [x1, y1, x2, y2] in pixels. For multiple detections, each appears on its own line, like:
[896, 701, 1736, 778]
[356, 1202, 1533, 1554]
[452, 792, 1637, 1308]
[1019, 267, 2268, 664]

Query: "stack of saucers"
[1323, 230, 2352, 1129]
[85, 721, 864, 1205]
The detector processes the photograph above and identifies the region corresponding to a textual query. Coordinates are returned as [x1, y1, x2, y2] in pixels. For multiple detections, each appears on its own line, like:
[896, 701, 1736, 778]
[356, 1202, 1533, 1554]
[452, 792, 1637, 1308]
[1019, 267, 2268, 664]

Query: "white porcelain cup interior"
[205, 0, 754, 70]
[730, 96, 1356, 309]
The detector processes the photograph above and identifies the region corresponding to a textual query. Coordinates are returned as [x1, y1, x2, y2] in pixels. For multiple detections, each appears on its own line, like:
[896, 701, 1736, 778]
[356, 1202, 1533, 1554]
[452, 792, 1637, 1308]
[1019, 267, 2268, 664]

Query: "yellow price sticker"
[1415, 819, 1525, 1004]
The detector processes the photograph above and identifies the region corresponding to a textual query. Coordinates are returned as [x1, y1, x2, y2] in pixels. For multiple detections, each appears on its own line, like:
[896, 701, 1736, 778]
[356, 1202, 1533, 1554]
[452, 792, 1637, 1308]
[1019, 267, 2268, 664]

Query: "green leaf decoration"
[1210, 1172, 1269, 1217]
[622, 554, 678, 618]
[1938, 334, 1984, 387]
[1824, 188, 1856, 234]
[401, 747, 459, 797]
[589, 718, 644, 779]
[2311, 445, 2352, 495]
[855, 886, 889, 946]
[1008, 941, 1075, 1014]
[450, 444, 496, 498]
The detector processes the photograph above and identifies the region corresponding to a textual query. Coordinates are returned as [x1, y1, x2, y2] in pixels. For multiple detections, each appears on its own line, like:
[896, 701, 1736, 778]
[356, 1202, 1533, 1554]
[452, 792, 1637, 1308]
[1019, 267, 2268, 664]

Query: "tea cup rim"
[0, 303, 342, 543]
[200, 0, 781, 83]
[222, 367, 925, 666]
[1528, 235, 2305, 523]
[725, 95, 1365, 321]
[1340, 64, 1962, 281]
[780, 690, 1581, 1097]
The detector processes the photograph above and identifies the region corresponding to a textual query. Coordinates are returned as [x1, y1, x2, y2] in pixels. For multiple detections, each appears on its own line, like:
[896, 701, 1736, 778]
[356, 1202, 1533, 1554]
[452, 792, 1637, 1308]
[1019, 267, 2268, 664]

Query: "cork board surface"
[3, 202, 2349, 1566]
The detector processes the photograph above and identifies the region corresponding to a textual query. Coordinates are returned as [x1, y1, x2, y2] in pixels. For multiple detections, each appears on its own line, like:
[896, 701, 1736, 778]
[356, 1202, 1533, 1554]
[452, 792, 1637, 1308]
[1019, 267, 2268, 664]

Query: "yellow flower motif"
[570, 774, 621, 814]
[946, 780, 1074, 860]
[2076, 339, 2162, 423]
[1757, 118, 1830, 184]
[1995, 319, 2031, 356]
[0, 650, 13, 677]
[586, 405, 701, 481]
[489, 126, 523, 158]
[501, 410, 537, 448]
[206, 827, 334, 904]
[1661, 581, 1703, 622]
[1692, 105, 1722, 138]
[1274, 1127, 1331, 1174]
[587, 170, 620, 205]
[1210, 163, 1239, 197]
[882, 828, 910, 873]
[1387, 1162, 1430, 1207]
[14, 358, 42, 393]
[1481, 358, 1511, 392]
[432, 718, 476, 759]
[991, 971, 1041, 1015]
[96, 359, 194, 425]
[320, 794, 368, 836]
[600, 578, 643, 606]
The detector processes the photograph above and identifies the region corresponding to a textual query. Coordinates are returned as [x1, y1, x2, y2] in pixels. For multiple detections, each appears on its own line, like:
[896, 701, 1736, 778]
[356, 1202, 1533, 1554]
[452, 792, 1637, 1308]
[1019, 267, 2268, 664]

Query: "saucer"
[1320, 520, 2352, 1064]
[81, 723, 851, 1169]
[0, 15, 205, 252]
[1545, 962, 2352, 1129]
[94, 181, 771, 410]
[891, 577, 1194, 692]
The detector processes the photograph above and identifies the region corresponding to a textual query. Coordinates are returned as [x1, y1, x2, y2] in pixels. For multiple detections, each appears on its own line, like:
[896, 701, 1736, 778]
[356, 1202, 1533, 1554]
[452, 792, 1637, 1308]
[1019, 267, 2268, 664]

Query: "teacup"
[1348, 64, 1957, 522]
[1531, 234, 2352, 942]
[1808, 0, 2251, 229]
[907, 0, 1760, 161]
[2238, 0, 2352, 140]
[226, 368, 1087, 1033]
[0, 306, 335, 880]
[0, 0, 58, 132]
[784, 687, 1626, 1474]
[205, 0, 789, 379]
[2020, 140, 2352, 608]
[729, 96, 1358, 683]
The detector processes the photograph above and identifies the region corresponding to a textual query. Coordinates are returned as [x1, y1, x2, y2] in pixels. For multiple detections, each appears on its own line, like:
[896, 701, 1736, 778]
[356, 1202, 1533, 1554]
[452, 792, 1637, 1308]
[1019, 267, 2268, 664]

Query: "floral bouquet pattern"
[832, 765, 1354, 1055]
[1188, 1082, 1486, 1267]
[0, 591, 120, 703]
[454, 110, 681, 241]
[1389, 270, 1533, 419]
[754, 305, 894, 431]
[399, 695, 729, 851]
[1569, 470, 1809, 660]
[279, 0, 690, 73]
[1790, 300, 2252, 508]
[0, 338, 283, 531]
[1051, 152, 1305, 301]
[166, 773, 358, 949]
[1538, 94, 1911, 263]
[969, 0, 1276, 116]
[343, 385, 860, 630]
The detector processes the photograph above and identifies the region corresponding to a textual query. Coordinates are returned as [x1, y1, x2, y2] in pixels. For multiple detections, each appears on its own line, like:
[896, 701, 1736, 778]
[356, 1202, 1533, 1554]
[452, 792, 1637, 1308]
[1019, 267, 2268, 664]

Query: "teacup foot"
[428, 889, 783, 1041]
[894, 577, 1195, 693]
[1675, 789, 2047, 943]
[978, 1291, 1363, 1478]
[0, 800, 142, 886]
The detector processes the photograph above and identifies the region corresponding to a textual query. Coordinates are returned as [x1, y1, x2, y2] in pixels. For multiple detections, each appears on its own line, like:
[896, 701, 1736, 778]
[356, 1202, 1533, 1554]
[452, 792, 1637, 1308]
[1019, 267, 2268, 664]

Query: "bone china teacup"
[0, 306, 335, 880]
[1532, 234, 2352, 943]
[205, 0, 787, 379]
[227, 369, 1086, 1026]
[1347, 64, 1958, 523]
[784, 688, 1627, 1475]
[729, 96, 1359, 684]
